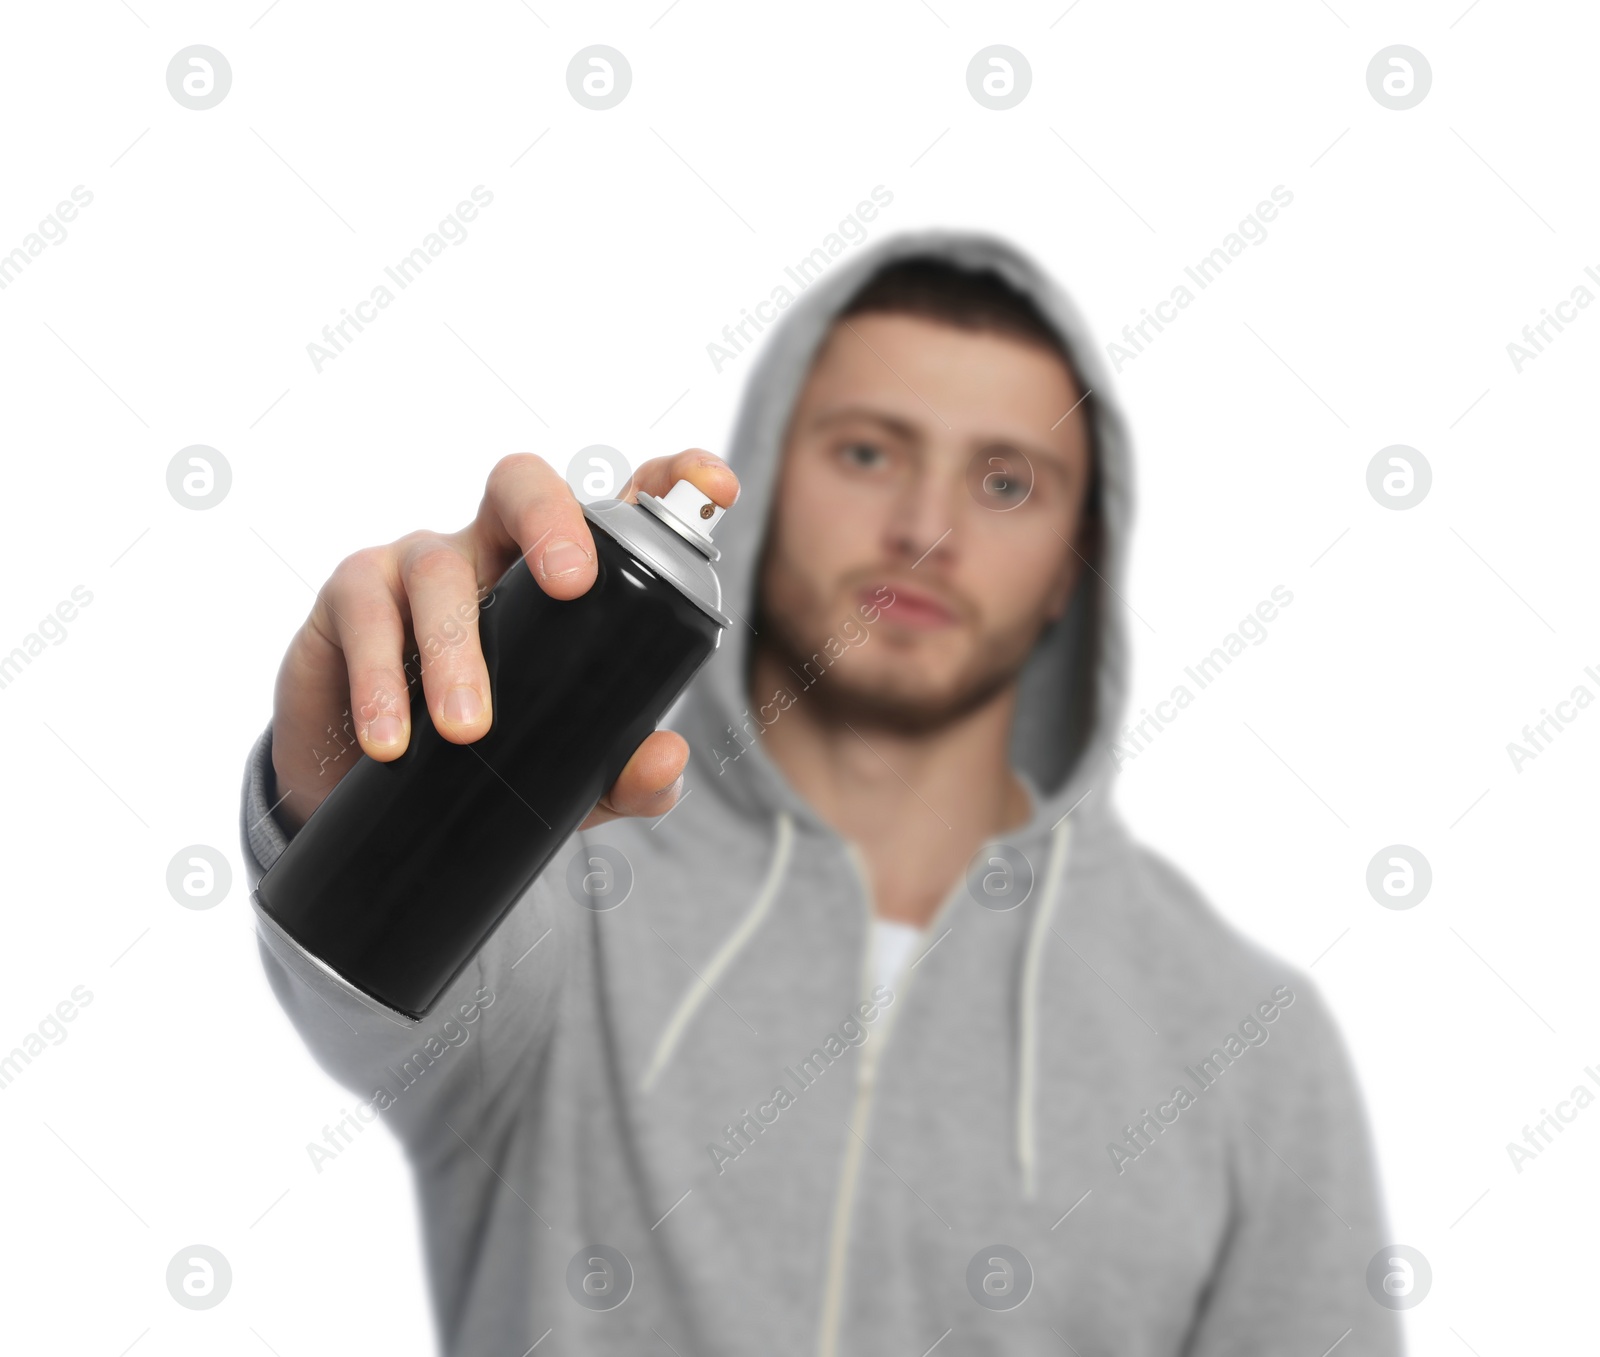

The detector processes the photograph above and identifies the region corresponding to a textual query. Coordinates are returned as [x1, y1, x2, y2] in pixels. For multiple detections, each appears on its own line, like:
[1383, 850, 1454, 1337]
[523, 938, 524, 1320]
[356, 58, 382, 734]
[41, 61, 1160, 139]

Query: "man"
[242, 231, 1401, 1356]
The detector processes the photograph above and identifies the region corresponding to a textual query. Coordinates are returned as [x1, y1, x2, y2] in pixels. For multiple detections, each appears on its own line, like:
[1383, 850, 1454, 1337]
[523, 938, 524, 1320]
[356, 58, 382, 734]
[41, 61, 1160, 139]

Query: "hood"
[678, 228, 1136, 843]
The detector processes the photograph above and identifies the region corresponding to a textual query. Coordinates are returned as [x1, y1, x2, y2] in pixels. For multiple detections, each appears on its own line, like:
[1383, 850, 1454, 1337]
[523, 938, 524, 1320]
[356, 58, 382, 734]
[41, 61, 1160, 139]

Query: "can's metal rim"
[250, 890, 421, 1029]
[635, 490, 720, 560]
[584, 499, 733, 630]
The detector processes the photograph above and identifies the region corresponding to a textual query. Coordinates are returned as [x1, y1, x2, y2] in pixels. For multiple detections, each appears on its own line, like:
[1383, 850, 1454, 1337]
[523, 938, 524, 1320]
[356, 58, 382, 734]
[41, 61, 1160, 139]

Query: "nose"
[885, 456, 961, 568]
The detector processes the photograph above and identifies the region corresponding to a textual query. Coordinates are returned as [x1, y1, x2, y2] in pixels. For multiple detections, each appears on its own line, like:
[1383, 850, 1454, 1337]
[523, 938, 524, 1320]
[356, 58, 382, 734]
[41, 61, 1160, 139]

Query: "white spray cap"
[634, 477, 728, 561]
[660, 478, 726, 539]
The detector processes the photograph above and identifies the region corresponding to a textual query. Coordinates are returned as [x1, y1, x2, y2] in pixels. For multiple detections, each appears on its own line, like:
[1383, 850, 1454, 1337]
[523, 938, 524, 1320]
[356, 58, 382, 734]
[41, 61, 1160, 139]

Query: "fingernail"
[540, 537, 592, 581]
[696, 456, 738, 502]
[444, 686, 483, 724]
[652, 774, 685, 800]
[367, 714, 404, 746]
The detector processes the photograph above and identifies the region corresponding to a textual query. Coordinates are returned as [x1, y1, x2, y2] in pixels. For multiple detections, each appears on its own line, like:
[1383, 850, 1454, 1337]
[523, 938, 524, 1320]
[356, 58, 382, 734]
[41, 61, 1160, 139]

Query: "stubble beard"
[756, 587, 1038, 738]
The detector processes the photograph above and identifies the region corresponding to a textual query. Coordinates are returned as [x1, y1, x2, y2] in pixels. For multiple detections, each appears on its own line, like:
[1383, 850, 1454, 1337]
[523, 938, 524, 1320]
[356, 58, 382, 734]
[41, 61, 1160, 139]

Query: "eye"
[838, 441, 888, 470]
[981, 459, 1028, 502]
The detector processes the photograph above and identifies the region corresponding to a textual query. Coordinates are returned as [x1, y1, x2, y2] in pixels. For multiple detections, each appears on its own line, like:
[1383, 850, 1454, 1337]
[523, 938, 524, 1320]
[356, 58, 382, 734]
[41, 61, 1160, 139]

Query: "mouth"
[859, 581, 960, 630]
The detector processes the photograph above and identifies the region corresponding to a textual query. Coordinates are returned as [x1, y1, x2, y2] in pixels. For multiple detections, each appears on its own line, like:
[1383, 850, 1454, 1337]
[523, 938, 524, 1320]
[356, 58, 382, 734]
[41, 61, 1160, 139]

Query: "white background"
[1, 1, 1594, 1353]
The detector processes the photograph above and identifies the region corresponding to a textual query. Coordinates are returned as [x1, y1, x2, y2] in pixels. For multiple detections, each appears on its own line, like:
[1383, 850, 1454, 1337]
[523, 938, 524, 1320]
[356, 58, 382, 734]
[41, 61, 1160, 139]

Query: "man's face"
[755, 311, 1095, 732]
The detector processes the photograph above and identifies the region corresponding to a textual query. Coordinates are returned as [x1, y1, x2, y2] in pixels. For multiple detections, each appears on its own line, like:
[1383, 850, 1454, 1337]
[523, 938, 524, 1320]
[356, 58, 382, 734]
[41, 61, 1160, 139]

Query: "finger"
[476, 452, 599, 601]
[623, 448, 740, 513]
[312, 548, 415, 761]
[397, 533, 494, 744]
[579, 730, 690, 828]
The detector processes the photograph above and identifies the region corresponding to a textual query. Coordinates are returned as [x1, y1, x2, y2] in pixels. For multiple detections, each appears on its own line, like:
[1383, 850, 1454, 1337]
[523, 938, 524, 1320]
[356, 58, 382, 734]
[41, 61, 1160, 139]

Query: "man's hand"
[269, 449, 739, 835]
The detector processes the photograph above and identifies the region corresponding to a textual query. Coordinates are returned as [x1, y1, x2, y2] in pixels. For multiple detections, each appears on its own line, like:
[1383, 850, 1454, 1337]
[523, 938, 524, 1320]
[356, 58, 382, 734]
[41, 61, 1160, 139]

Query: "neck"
[748, 643, 1034, 925]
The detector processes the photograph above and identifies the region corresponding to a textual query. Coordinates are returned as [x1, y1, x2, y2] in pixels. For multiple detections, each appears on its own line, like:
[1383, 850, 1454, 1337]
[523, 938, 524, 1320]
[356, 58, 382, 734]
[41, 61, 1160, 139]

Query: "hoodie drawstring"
[639, 802, 1073, 1198]
[639, 810, 795, 1092]
[1017, 814, 1074, 1198]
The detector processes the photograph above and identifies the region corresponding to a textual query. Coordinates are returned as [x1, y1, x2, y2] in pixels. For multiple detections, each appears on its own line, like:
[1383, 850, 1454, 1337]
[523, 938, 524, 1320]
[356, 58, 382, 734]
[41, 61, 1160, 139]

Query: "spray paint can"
[252, 479, 731, 1023]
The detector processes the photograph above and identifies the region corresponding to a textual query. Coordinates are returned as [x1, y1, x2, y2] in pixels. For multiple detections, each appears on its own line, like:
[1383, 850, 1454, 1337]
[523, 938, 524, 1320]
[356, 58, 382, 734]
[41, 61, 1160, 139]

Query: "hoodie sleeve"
[240, 722, 574, 1159]
[1181, 976, 1405, 1357]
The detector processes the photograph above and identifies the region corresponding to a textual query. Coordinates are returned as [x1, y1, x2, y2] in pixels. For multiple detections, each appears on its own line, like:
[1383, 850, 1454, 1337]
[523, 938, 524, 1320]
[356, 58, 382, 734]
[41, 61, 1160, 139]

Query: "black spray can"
[252, 479, 732, 1024]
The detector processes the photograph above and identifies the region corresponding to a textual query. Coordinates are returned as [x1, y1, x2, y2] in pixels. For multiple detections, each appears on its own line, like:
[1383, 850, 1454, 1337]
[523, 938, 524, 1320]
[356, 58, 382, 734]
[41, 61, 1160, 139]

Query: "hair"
[837, 256, 1069, 361]
[834, 255, 1102, 543]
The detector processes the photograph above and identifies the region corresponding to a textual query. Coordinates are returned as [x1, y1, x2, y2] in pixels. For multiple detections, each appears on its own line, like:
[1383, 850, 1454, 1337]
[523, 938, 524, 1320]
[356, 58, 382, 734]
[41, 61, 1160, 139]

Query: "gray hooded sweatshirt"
[240, 230, 1402, 1357]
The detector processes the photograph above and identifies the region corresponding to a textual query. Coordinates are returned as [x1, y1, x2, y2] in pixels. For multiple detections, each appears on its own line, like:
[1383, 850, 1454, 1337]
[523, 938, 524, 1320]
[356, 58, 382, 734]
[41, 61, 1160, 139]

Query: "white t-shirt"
[870, 917, 925, 997]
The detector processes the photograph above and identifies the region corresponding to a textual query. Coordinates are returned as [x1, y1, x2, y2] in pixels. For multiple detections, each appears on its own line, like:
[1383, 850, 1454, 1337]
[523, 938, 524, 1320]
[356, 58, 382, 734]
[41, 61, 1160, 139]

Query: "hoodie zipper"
[813, 837, 972, 1357]
[813, 818, 1074, 1354]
